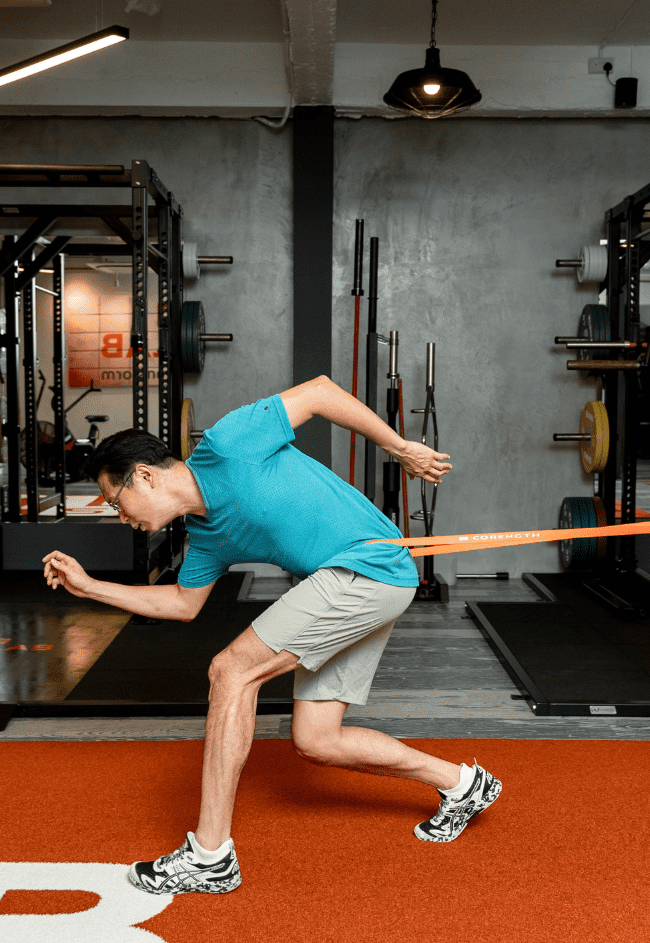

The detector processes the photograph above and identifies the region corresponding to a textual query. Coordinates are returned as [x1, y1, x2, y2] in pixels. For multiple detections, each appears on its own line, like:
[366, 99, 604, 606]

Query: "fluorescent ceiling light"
[0, 25, 129, 88]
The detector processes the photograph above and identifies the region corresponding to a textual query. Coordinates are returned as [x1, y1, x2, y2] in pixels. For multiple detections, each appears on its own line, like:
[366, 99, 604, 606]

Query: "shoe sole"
[128, 865, 242, 895]
[414, 776, 502, 844]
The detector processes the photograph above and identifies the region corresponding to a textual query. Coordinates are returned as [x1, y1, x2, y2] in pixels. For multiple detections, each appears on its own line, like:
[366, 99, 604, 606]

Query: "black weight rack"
[467, 180, 650, 717]
[0, 161, 185, 584]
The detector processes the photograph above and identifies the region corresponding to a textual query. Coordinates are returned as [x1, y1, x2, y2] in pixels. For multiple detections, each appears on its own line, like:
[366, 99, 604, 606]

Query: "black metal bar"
[148, 164, 170, 205]
[170, 202, 185, 567]
[602, 217, 621, 565]
[618, 198, 643, 570]
[0, 215, 57, 278]
[51, 252, 66, 520]
[16, 235, 70, 292]
[352, 219, 364, 297]
[21, 256, 38, 523]
[157, 200, 173, 575]
[0, 164, 126, 174]
[382, 331, 400, 526]
[2, 242, 21, 523]
[100, 214, 135, 248]
[606, 181, 650, 222]
[0, 205, 157, 218]
[364, 237, 379, 502]
[0, 166, 130, 187]
[131, 159, 150, 584]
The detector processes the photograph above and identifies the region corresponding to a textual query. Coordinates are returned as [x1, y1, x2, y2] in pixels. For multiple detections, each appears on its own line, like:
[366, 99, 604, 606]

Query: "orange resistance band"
[367, 521, 650, 557]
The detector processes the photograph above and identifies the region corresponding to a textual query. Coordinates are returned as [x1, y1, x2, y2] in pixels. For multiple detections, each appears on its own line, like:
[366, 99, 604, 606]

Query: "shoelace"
[158, 844, 188, 868]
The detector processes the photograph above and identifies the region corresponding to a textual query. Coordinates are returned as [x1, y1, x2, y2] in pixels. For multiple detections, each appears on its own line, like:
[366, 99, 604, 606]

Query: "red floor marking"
[0, 889, 100, 915]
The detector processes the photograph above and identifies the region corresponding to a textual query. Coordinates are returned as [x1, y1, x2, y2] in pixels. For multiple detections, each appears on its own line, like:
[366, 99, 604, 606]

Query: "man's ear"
[137, 463, 154, 487]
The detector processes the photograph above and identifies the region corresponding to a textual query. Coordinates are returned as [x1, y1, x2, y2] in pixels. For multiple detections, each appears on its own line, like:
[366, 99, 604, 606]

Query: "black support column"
[292, 106, 334, 468]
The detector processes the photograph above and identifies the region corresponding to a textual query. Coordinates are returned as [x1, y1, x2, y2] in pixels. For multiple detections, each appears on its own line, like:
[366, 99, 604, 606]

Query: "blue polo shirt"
[177, 394, 419, 589]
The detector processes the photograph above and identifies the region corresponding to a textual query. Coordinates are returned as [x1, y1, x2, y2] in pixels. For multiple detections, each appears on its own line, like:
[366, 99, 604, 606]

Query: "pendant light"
[383, 0, 481, 118]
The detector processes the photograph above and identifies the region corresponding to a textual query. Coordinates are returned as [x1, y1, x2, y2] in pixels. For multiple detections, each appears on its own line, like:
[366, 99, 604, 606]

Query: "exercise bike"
[20, 371, 109, 486]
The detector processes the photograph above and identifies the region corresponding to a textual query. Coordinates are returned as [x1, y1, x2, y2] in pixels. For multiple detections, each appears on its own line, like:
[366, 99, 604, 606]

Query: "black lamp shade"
[383, 47, 481, 117]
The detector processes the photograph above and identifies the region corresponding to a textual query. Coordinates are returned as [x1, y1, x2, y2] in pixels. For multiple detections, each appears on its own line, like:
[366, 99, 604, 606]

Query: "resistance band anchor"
[349, 219, 364, 487]
[382, 331, 401, 526]
[410, 342, 448, 601]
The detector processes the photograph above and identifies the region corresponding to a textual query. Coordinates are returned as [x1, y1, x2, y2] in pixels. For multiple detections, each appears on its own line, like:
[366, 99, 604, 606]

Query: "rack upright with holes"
[0, 161, 186, 584]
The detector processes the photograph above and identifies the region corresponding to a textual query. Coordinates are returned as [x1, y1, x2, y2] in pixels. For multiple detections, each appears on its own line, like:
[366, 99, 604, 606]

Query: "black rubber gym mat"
[65, 572, 293, 703]
[474, 602, 650, 703]
[530, 571, 650, 671]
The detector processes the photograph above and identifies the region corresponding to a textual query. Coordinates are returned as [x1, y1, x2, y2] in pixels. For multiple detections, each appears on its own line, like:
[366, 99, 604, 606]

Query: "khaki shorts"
[251, 567, 416, 706]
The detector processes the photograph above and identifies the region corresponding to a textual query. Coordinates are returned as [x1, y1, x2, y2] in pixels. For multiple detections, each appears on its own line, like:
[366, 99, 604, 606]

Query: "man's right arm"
[43, 550, 215, 621]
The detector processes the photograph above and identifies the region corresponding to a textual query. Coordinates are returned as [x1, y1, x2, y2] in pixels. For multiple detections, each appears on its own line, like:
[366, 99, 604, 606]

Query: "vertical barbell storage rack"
[0, 161, 185, 583]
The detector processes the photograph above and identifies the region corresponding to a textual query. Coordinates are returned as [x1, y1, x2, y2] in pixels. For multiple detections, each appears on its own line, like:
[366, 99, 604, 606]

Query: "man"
[43, 375, 501, 896]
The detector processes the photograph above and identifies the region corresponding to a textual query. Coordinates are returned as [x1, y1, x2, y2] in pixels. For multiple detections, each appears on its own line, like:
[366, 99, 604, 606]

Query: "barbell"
[553, 400, 610, 474]
[181, 300, 233, 374]
[556, 304, 647, 373]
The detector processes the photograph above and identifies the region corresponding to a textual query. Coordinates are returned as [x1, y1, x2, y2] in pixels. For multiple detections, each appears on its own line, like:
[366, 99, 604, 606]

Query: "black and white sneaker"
[414, 760, 502, 843]
[128, 832, 242, 895]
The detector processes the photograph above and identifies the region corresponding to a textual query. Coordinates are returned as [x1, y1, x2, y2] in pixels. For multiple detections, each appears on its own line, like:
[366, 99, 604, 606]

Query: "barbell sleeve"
[567, 360, 643, 371]
[197, 256, 233, 264]
[200, 333, 233, 342]
[553, 433, 591, 441]
[564, 340, 638, 350]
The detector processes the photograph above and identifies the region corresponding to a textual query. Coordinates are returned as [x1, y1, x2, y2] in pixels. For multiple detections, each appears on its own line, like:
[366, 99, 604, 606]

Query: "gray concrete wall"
[332, 118, 650, 579]
[3, 116, 650, 578]
[0, 117, 293, 440]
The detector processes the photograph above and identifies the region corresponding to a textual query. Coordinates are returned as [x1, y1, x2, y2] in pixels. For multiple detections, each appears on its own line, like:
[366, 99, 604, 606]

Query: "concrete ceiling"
[0, 0, 648, 46]
[1, 0, 649, 117]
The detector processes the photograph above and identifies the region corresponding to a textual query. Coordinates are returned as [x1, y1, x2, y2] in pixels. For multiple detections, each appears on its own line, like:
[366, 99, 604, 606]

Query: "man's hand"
[42, 551, 95, 598]
[394, 440, 452, 483]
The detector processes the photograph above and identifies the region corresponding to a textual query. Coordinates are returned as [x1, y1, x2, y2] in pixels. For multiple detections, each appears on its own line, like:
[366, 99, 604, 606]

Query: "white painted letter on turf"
[0, 862, 173, 942]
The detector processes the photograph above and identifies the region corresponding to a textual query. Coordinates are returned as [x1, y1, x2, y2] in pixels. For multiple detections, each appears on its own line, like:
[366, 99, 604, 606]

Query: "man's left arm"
[279, 375, 451, 483]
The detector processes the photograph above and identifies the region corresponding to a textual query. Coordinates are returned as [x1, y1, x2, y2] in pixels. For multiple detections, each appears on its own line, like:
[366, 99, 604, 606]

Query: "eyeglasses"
[106, 470, 134, 512]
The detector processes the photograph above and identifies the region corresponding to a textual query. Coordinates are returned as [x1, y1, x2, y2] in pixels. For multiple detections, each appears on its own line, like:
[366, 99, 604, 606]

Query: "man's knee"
[292, 723, 341, 764]
[292, 734, 336, 765]
[208, 625, 297, 692]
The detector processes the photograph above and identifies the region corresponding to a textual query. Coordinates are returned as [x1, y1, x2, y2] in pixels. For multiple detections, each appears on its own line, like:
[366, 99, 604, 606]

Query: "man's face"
[98, 464, 177, 533]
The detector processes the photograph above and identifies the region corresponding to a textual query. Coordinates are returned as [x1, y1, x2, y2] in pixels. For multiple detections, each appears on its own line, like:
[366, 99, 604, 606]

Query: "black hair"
[82, 429, 180, 487]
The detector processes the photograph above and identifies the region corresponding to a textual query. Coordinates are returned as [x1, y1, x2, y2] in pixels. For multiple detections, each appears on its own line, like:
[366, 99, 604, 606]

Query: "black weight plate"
[559, 496, 598, 570]
[578, 304, 610, 361]
[569, 496, 589, 567]
[181, 300, 192, 371]
[198, 301, 205, 374]
[581, 495, 598, 562]
[181, 301, 205, 374]
[559, 497, 575, 569]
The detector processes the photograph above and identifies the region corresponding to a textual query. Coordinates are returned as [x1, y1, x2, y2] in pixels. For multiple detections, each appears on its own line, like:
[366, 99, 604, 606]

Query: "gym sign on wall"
[65, 279, 158, 388]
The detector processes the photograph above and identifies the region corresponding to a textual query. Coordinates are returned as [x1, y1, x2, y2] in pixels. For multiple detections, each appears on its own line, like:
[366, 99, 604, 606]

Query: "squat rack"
[466, 178, 650, 717]
[0, 160, 185, 583]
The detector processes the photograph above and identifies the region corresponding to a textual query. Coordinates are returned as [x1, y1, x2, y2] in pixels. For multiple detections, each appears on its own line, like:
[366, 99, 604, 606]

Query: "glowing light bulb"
[423, 84, 440, 95]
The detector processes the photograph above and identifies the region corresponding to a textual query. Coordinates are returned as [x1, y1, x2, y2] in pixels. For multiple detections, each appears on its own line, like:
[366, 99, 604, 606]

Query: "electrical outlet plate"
[588, 57, 614, 74]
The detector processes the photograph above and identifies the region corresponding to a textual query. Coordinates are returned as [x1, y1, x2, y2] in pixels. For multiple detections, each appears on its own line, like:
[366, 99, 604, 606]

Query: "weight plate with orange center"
[180, 397, 196, 461]
[579, 400, 609, 474]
